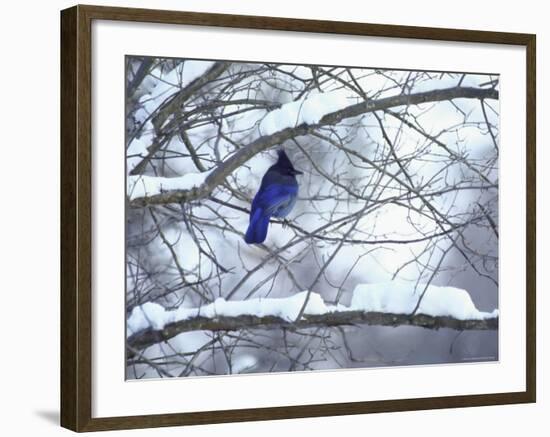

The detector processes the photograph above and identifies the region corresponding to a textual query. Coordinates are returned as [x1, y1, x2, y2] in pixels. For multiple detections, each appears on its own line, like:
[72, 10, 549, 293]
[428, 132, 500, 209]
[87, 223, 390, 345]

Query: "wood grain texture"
[60, 4, 537, 432]
[525, 34, 537, 403]
[60, 5, 78, 431]
[78, 3, 534, 44]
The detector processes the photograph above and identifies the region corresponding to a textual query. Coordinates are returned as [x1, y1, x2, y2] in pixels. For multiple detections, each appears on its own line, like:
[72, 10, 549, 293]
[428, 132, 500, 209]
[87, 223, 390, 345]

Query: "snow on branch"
[127, 282, 498, 353]
[259, 89, 352, 136]
[127, 171, 211, 201]
[128, 85, 498, 208]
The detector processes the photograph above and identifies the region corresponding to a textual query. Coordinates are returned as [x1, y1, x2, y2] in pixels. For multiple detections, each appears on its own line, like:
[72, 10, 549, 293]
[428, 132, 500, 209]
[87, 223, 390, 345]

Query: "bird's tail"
[245, 208, 270, 244]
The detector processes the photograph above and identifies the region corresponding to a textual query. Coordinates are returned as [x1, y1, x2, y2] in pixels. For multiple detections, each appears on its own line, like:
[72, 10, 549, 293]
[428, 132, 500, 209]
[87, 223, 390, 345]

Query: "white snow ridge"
[259, 90, 353, 136]
[127, 282, 497, 336]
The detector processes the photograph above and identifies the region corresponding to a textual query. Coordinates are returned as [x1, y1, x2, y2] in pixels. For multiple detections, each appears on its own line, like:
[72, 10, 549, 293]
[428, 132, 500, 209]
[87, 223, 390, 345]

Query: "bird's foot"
[282, 219, 291, 229]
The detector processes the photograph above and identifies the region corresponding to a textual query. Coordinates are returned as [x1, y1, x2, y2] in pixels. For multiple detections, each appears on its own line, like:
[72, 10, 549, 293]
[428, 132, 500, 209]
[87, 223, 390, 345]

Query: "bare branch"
[129, 61, 231, 175]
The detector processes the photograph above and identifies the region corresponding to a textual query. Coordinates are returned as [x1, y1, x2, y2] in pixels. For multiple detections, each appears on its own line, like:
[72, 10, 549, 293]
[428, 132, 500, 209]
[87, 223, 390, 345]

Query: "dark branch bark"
[151, 61, 231, 132]
[129, 61, 231, 176]
[127, 310, 498, 354]
[128, 85, 498, 208]
[127, 58, 154, 98]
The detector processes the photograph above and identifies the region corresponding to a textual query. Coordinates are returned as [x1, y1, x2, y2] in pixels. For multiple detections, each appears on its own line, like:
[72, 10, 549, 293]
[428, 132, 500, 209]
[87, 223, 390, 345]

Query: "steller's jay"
[245, 150, 303, 244]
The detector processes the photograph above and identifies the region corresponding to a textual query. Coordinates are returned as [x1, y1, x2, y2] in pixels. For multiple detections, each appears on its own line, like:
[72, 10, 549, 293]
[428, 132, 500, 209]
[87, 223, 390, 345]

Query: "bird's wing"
[253, 184, 298, 217]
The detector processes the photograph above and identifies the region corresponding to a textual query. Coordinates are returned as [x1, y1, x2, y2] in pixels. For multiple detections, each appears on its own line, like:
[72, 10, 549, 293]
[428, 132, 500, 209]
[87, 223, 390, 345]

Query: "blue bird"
[245, 150, 303, 244]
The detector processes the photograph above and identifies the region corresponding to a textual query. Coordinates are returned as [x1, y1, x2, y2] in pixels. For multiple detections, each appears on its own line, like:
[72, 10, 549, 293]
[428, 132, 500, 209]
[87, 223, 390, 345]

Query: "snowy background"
[125, 57, 499, 379]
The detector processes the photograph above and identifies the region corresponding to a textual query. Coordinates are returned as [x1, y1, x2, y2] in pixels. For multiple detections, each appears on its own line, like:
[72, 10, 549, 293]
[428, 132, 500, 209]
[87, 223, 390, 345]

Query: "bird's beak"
[293, 169, 303, 175]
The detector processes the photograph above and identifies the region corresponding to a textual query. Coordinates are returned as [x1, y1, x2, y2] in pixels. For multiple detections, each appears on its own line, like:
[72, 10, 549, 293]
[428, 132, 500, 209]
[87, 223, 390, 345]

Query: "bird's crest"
[277, 149, 294, 169]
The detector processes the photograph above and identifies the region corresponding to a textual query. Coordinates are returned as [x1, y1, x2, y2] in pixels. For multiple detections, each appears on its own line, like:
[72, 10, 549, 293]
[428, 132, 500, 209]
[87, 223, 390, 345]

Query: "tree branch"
[128, 85, 498, 208]
[127, 310, 498, 354]
[129, 61, 231, 176]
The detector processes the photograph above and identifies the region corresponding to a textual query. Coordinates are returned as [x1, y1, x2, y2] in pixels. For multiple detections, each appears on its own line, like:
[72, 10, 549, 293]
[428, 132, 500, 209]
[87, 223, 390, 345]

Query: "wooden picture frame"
[60, 4, 536, 432]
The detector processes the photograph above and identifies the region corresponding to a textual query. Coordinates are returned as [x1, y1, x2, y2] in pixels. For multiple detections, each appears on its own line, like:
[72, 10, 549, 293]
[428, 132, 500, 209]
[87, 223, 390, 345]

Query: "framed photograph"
[60, 4, 536, 432]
